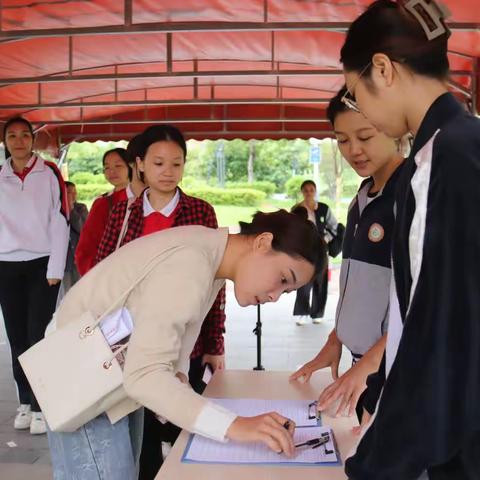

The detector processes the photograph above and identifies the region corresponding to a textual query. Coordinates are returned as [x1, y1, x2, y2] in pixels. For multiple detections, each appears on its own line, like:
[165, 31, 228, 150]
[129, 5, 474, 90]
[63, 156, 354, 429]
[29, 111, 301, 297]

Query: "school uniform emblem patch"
[368, 223, 384, 243]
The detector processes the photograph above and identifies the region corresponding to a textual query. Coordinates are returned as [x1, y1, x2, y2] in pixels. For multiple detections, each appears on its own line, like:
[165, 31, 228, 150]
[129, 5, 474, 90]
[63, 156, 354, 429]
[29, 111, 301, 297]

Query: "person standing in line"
[339, 1, 480, 478]
[62, 181, 88, 292]
[292, 180, 340, 325]
[94, 125, 227, 479]
[75, 148, 133, 276]
[0, 116, 69, 435]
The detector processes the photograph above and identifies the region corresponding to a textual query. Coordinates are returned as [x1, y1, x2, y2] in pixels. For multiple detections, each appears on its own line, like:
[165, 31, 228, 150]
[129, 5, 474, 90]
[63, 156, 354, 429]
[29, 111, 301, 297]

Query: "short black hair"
[3, 116, 34, 159]
[3, 116, 34, 139]
[326, 87, 349, 126]
[341, 0, 450, 80]
[239, 210, 322, 269]
[65, 181, 75, 188]
[300, 180, 316, 191]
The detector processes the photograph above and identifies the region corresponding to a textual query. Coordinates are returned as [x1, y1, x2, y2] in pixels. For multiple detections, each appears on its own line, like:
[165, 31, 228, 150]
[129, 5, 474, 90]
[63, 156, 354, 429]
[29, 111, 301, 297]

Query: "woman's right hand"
[226, 412, 296, 457]
[289, 331, 342, 383]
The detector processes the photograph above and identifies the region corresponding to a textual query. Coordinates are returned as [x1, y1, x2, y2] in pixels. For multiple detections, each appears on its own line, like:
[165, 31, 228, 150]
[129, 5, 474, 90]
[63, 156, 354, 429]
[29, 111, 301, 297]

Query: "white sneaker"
[14, 404, 32, 430]
[30, 412, 47, 435]
[312, 317, 323, 324]
[295, 316, 308, 326]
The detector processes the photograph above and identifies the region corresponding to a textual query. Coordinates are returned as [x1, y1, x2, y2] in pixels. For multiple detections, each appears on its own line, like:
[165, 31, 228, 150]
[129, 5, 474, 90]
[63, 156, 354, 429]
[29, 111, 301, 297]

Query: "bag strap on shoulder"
[115, 198, 135, 251]
[88, 245, 168, 331]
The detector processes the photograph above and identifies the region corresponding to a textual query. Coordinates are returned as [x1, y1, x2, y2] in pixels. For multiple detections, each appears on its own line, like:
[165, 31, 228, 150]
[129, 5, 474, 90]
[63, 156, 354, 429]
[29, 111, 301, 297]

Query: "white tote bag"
[19, 257, 158, 433]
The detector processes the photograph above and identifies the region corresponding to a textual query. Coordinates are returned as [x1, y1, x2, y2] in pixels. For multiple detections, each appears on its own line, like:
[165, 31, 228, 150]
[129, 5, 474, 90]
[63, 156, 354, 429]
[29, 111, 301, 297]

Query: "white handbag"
[19, 257, 158, 433]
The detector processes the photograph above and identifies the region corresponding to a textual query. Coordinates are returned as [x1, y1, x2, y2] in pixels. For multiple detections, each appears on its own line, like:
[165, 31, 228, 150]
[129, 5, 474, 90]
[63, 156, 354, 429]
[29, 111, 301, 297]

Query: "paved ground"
[0, 270, 348, 479]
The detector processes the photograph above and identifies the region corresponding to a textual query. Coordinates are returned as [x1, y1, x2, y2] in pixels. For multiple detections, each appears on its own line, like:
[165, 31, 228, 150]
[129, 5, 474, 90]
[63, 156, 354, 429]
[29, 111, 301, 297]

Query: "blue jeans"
[47, 409, 144, 480]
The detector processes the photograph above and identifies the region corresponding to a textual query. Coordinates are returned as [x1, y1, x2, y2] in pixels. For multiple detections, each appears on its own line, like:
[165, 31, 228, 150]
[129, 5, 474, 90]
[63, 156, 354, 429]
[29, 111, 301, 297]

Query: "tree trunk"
[247, 140, 256, 183]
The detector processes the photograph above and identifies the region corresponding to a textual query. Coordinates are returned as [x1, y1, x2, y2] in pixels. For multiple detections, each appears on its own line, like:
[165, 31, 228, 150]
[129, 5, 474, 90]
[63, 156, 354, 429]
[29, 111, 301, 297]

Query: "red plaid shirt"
[94, 188, 226, 359]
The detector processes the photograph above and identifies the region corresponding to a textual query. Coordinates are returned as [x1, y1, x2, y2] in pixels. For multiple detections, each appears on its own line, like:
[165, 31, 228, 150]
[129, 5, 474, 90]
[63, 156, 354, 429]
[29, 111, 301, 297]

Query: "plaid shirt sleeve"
[186, 200, 227, 359]
[93, 201, 126, 267]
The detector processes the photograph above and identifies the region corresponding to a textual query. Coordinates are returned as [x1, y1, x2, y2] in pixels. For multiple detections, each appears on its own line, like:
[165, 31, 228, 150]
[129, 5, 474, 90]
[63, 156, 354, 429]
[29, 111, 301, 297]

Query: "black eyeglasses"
[341, 62, 372, 113]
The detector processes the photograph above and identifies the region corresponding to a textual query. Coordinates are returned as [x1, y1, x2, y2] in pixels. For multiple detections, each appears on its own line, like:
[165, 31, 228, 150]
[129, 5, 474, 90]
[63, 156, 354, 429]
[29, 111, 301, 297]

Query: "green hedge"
[185, 187, 266, 207]
[76, 184, 109, 202]
[70, 172, 108, 186]
[225, 181, 276, 196]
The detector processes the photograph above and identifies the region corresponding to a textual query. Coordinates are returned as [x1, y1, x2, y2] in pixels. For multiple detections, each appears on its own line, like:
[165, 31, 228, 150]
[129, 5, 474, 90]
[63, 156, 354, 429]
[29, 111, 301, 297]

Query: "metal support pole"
[253, 305, 265, 371]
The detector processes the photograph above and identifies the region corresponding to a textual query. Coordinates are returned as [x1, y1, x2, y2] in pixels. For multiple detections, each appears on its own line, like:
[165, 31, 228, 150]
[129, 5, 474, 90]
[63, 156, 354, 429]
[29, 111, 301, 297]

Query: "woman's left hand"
[352, 408, 372, 435]
[47, 278, 61, 286]
[202, 354, 225, 371]
[317, 358, 373, 417]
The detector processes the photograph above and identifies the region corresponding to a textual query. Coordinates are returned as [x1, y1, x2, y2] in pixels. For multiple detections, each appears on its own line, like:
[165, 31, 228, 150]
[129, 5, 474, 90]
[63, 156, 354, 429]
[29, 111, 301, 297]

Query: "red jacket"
[94, 188, 226, 359]
[75, 188, 127, 276]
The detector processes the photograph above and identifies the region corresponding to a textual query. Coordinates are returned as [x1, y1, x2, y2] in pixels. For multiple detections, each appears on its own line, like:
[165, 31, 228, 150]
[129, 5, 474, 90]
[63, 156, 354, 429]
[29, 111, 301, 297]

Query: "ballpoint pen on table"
[295, 433, 330, 449]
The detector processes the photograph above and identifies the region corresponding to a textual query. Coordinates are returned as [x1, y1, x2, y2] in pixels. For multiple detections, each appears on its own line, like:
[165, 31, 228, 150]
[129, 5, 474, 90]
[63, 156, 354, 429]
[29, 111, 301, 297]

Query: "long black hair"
[341, 0, 450, 80]
[239, 210, 322, 270]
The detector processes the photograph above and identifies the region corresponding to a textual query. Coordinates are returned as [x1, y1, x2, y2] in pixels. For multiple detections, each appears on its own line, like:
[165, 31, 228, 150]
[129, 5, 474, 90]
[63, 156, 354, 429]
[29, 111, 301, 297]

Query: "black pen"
[295, 434, 330, 449]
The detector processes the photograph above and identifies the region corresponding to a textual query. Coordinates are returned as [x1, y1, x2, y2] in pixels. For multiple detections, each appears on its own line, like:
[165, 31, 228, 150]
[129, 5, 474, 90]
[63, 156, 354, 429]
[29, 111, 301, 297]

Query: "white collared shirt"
[126, 183, 135, 200]
[142, 188, 180, 217]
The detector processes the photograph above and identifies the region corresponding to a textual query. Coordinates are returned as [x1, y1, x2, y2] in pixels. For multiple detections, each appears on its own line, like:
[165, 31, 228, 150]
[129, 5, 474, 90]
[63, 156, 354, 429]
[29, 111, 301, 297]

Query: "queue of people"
[0, 1, 479, 479]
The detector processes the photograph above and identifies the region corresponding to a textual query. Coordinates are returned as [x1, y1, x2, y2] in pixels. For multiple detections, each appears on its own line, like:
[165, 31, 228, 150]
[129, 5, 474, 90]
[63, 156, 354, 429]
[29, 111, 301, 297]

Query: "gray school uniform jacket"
[335, 164, 403, 357]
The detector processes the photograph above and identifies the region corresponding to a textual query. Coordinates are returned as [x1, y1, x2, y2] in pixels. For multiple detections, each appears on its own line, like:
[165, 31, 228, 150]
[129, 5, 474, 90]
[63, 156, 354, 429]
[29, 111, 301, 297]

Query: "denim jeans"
[47, 409, 144, 480]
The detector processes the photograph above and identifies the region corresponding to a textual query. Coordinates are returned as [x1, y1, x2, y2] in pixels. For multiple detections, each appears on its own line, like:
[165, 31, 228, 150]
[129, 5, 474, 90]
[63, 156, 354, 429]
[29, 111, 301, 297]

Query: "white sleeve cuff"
[175, 359, 190, 379]
[47, 262, 65, 280]
[192, 402, 237, 442]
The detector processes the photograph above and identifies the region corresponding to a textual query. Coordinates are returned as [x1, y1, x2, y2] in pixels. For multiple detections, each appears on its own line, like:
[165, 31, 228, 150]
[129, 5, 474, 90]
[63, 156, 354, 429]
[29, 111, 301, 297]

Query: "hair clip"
[308, 401, 321, 420]
[403, 0, 450, 41]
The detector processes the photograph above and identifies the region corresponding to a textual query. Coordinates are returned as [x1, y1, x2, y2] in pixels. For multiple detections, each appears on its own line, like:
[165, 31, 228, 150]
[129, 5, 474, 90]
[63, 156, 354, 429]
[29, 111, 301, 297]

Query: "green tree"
[255, 139, 311, 191]
[66, 141, 126, 175]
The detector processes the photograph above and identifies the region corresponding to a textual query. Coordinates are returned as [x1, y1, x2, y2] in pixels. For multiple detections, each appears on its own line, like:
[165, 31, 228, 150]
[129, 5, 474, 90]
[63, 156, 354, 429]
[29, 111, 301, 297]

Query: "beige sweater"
[55, 226, 236, 441]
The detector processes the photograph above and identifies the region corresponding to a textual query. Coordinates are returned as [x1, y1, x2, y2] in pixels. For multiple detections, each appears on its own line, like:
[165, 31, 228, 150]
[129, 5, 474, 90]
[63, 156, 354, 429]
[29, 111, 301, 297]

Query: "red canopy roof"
[0, 1, 478, 153]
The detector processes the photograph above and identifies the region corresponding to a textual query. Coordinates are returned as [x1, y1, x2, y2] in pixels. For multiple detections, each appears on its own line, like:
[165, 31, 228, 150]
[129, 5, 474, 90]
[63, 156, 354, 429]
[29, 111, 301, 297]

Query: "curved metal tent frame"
[0, 0, 478, 154]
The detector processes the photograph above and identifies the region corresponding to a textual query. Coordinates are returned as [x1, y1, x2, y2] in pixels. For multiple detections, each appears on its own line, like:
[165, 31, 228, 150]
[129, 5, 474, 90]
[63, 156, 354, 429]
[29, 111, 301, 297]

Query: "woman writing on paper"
[47, 210, 324, 479]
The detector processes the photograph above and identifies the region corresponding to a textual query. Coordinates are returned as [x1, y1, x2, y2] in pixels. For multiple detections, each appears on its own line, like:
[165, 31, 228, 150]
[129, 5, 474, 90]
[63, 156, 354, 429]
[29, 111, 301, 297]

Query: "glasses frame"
[341, 62, 372, 113]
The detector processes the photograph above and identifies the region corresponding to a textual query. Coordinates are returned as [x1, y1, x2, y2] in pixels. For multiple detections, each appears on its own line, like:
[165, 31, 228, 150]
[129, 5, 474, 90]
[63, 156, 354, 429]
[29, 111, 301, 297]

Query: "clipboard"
[182, 425, 342, 467]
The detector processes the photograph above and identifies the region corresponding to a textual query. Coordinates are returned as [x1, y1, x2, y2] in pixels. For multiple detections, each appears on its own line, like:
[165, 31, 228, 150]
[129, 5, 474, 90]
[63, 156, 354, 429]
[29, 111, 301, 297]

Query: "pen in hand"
[276, 419, 295, 456]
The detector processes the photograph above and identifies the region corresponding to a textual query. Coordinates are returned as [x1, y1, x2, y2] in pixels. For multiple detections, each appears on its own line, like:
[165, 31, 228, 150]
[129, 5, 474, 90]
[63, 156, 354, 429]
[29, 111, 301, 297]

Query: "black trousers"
[0, 257, 60, 412]
[138, 356, 206, 480]
[293, 267, 328, 319]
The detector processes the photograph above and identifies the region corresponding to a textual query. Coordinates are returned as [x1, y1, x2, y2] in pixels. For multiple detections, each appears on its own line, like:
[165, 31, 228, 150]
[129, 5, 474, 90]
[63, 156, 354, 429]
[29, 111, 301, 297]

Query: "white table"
[156, 369, 358, 479]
